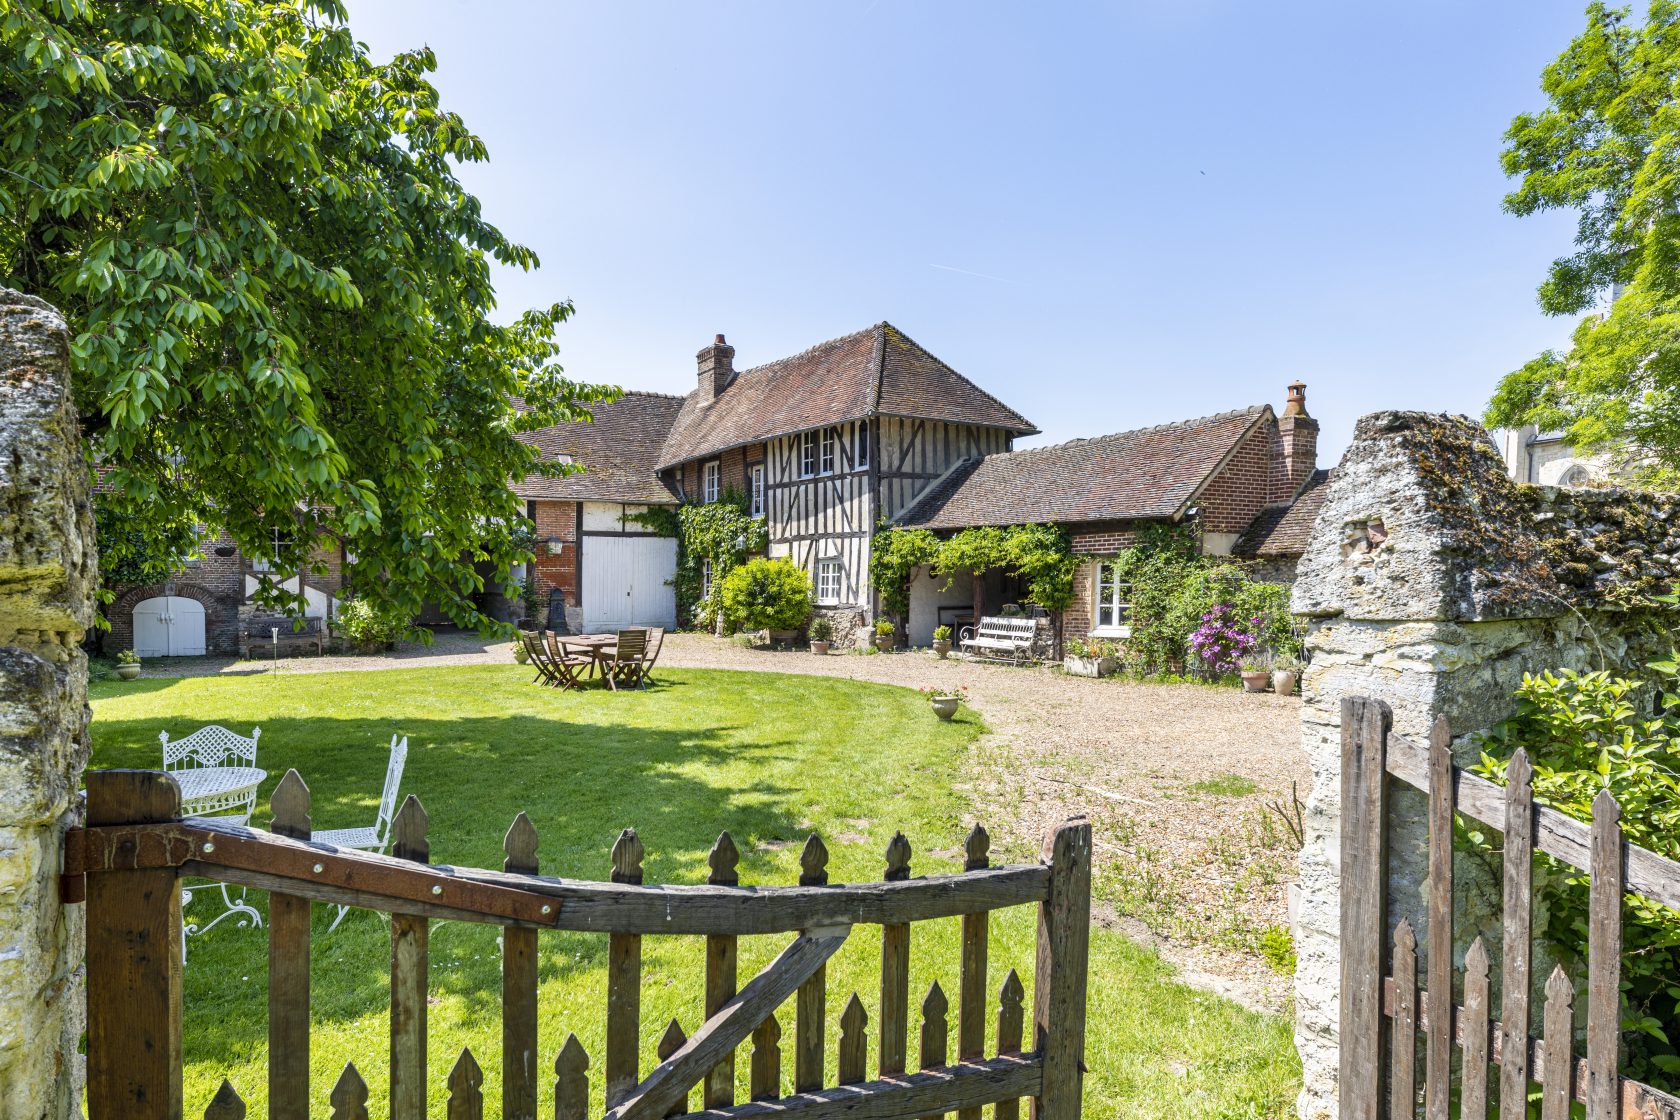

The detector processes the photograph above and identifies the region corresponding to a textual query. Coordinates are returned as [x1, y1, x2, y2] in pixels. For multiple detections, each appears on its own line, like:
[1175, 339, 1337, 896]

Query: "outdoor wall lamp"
[543, 536, 565, 557]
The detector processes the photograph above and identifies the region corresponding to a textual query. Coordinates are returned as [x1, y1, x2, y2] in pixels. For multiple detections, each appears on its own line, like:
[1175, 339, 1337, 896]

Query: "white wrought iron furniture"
[312, 734, 409, 931]
[159, 725, 265, 954]
[958, 616, 1039, 665]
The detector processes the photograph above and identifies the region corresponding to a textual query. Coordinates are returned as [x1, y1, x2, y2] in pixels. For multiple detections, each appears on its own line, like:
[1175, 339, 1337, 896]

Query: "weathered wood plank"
[607, 828, 646, 1109]
[1541, 967, 1574, 1120]
[555, 1034, 590, 1120]
[390, 796, 430, 1120]
[880, 833, 913, 1077]
[504, 813, 541, 1120]
[994, 971, 1025, 1120]
[709, 832, 742, 1110]
[1383, 732, 1680, 913]
[839, 994, 868, 1086]
[1030, 817, 1091, 1120]
[751, 1013, 783, 1101]
[1585, 791, 1623, 1120]
[448, 1048, 485, 1120]
[269, 770, 312, 1120]
[1338, 698, 1388, 1120]
[85, 769, 184, 1120]
[204, 1079, 246, 1120]
[796, 838, 829, 1094]
[659, 1020, 691, 1119]
[957, 826, 990, 1120]
[1425, 716, 1454, 1120]
[606, 926, 852, 1120]
[330, 1063, 370, 1120]
[1498, 749, 1534, 1120]
[679, 1054, 1043, 1120]
[1462, 938, 1490, 1120]
[1391, 920, 1417, 1120]
[920, 983, 950, 1120]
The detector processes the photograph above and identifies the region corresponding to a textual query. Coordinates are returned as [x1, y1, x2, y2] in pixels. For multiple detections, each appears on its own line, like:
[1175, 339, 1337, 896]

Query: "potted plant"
[921, 684, 969, 721]
[1240, 654, 1272, 692]
[1271, 654, 1302, 697]
[513, 632, 531, 664]
[808, 615, 834, 656]
[874, 619, 896, 653]
[114, 649, 142, 680]
[1063, 637, 1120, 678]
[931, 624, 953, 659]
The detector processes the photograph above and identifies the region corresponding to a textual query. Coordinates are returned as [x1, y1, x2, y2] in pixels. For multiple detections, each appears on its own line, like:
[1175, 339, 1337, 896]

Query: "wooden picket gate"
[63, 769, 1090, 1120]
[1337, 697, 1680, 1120]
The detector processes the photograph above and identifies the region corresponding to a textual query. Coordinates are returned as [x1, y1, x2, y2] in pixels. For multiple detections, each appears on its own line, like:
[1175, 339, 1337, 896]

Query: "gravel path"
[130, 630, 1307, 1010]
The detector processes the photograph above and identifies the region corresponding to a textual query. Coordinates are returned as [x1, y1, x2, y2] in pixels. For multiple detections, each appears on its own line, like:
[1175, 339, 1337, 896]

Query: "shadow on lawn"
[92, 704, 814, 1068]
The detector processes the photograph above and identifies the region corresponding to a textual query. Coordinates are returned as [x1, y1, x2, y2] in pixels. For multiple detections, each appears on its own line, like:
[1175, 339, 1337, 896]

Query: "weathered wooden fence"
[1338, 696, 1680, 1120]
[62, 769, 1090, 1120]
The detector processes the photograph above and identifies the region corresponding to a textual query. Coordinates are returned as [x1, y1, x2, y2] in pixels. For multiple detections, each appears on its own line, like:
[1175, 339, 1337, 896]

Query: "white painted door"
[131, 596, 206, 657]
[582, 537, 677, 632]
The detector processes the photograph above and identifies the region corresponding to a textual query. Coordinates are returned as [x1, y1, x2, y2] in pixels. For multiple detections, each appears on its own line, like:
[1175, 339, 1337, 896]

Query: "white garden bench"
[958, 616, 1039, 664]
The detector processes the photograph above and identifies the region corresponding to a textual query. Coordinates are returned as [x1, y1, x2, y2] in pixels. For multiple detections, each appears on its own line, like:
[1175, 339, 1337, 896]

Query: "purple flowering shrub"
[1186, 604, 1259, 675]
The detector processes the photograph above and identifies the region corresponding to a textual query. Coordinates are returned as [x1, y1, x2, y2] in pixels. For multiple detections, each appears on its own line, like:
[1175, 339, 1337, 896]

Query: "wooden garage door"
[581, 537, 676, 632]
[132, 595, 206, 657]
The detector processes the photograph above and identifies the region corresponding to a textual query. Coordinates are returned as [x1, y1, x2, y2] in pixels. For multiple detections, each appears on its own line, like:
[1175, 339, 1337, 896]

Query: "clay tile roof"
[1233, 468, 1334, 558]
[896, 407, 1268, 530]
[514, 391, 684, 504]
[656, 322, 1036, 470]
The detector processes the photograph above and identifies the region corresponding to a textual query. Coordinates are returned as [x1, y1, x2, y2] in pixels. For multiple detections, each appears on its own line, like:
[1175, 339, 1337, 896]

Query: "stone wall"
[0, 289, 94, 1119]
[1289, 411, 1675, 1119]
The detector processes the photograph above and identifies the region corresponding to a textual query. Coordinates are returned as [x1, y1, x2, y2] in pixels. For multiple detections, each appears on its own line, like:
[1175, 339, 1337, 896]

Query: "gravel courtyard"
[137, 630, 1307, 1009]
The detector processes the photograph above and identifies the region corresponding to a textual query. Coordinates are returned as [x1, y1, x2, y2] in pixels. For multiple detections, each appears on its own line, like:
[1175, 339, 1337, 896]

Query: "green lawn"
[89, 664, 1299, 1118]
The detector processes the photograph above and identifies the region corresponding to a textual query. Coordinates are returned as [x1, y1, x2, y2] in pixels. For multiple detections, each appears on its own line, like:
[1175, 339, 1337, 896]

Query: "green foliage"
[1256, 925, 1297, 975]
[1486, 2, 1680, 481]
[875, 619, 896, 637]
[1474, 666, 1680, 1087]
[114, 648, 139, 665]
[932, 624, 952, 642]
[808, 615, 835, 643]
[1001, 523, 1081, 614]
[1, 0, 615, 630]
[333, 596, 407, 648]
[867, 526, 939, 620]
[519, 572, 544, 623]
[667, 490, 767, 628]
[718, 557, 813, 634]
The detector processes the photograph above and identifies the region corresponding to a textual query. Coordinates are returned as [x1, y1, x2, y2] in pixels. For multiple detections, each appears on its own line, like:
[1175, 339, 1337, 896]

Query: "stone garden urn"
[116, 662, 141, 681]
[929, 695, 960, 721]
[1271, 668, 1298, 696]
[932, 639, 952, 659]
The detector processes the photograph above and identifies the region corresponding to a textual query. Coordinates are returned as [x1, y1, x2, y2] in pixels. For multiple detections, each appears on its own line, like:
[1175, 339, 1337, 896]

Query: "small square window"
[816, 558, 843, 604]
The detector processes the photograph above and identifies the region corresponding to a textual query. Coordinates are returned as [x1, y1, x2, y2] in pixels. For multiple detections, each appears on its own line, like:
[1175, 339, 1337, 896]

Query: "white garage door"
[132, 596, 207, 657]
[582, 536, 677, 632]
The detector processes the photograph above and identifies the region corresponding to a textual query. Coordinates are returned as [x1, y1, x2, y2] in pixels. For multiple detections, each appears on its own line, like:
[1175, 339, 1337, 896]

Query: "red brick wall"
[677, 443, 764, 500]
[1068, 520, 1138, 555]
[1196, 422, 1276, 534]
[530, 500, 580, 605]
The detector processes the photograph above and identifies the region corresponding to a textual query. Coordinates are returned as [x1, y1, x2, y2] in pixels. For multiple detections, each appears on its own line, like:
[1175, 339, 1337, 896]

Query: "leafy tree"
[1, 0, 613, 632]
[1486, 2, 1680, 480]
[719, 557, 813, 634]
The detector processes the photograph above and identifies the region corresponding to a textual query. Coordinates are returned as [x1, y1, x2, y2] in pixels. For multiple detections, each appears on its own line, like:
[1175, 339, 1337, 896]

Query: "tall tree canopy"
[1487, 1, 1680, 481]
[0, 0, 613, 630]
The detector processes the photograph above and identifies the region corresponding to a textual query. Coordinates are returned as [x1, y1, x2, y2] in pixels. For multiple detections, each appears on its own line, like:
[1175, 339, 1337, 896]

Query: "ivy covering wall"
[631, 488, 767, 629]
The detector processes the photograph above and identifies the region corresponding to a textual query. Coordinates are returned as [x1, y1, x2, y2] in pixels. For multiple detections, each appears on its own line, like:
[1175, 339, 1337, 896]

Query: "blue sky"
[347, 1, 1594, 461]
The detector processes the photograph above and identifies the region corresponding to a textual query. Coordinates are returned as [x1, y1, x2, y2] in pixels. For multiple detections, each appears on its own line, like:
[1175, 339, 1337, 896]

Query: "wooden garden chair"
[601, 628, 651, 691]
[542, 631, 592, 691]
[520, 631, 559, 686]
[641, 627, 666, 687]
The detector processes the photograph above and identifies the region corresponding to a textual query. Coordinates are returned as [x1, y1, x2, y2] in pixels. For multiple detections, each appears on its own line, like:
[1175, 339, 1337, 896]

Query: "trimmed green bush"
[718, 557, 813, 634]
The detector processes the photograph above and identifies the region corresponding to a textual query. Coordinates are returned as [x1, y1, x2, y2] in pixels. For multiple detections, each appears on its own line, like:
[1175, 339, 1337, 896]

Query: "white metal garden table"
[175, 766, 267, 949]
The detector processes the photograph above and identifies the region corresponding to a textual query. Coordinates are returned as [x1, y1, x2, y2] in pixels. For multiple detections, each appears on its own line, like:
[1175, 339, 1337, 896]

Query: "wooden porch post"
[1032, 815, 1091, 1120]
[85, 769, 184, 1120]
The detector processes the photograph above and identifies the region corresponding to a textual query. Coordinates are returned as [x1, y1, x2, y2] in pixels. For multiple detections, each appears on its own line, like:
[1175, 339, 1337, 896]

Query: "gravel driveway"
[129, 629, 1307, 1009]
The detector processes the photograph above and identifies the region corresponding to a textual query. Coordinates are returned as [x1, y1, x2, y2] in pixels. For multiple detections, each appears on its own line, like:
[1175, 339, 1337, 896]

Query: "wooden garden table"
[557, 634, 618, 678]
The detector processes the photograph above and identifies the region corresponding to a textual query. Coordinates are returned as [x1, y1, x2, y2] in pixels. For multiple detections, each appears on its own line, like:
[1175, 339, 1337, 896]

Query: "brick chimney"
[697, 334, 734, 402]
[1277, 380, 1318, 495]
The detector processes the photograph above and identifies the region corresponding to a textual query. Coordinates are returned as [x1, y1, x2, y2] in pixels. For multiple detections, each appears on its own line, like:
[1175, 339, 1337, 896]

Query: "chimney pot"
[1284, 381, 1308, 417]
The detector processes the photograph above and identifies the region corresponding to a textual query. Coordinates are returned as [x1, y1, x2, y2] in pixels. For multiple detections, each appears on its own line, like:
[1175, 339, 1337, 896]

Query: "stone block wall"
[0, 289, 94, 1119]
[1289, 410, 1675, 1119]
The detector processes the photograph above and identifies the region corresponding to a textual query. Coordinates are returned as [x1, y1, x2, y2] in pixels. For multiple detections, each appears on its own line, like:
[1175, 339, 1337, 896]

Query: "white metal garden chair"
[312, 734, 408, 932]
[159, 724, 264, 954]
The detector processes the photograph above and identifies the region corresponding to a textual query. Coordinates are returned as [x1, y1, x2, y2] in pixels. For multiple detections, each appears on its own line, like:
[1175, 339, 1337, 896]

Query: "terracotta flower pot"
[811, 641, 830, 656]
[1271, 669, 1298, 697]
[932, 640, 951, 659]
[929, 696, 960, 721]
[116, 664, 141, 681]
[1241, 671, 1270, 692]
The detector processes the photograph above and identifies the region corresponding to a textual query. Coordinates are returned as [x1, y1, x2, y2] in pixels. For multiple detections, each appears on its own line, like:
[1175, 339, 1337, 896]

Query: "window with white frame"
[800, 431, 818, 477]
[702, 460, 721, 503]
[701, 558, 713, 599]
[820, 427, 837, 475]
[1093, 561, 1131, 635]
[853, 423, 869, 470]
[815, 558, 843, 604]
[250, 527, 290, 573]
[750, 464, 765, 517]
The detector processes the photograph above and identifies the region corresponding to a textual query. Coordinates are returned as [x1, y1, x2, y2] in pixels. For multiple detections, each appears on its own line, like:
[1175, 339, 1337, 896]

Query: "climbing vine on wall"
[631, 489, 767, 628]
